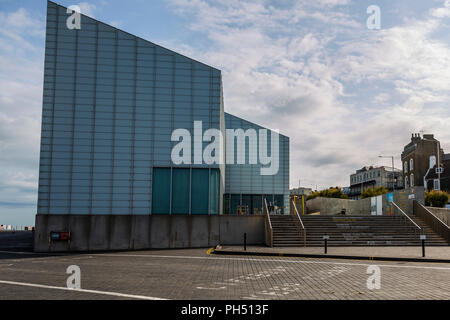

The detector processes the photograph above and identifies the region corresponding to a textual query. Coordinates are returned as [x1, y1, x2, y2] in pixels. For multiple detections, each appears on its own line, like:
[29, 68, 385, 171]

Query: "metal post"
[323, 235, 329, 254]
[420, 234, 426, 257]
[244, 233, 247, 251]
[391, 156, 395, 191]
[422, 239, 425, 257]
[437, 141, 441, 190]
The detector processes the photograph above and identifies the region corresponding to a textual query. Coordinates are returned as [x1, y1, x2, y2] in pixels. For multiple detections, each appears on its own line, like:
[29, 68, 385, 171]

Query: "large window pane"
[252, 195, 263, 215]
[191, 169, 208, 214]
[230, 194, 240, 215]
[223, 194, 230, 214]
[241, 194, 251, 215]
[152, 168, 170, 214]
[172, 168, 190, 214]
[209, 169, 219, 215]
[274, 194, 284, 215]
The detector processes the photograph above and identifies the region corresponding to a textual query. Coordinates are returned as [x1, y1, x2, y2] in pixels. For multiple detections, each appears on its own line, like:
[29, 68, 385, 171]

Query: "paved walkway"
[1, 249, 450, 300]
[215, 245, 450, 261]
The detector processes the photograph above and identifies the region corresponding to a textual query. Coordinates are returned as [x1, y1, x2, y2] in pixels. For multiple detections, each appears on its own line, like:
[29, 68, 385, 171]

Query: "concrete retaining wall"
[426, 207, 450, 227]
[306, 197, 371, 216]
[34, 214, 265, 252]
[306, 187, 425, 216]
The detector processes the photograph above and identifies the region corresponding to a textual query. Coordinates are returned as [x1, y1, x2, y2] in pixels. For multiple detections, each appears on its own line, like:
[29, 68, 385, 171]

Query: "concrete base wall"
[426, 207, 450, 227]
[306, 197, 371, 216]
[34, 214, 265, 252]
[306, 187, 425, 216]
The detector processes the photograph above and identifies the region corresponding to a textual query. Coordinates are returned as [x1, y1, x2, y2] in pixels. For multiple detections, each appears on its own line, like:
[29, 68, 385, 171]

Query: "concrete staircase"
[270, 215, 305, 247]
[270, 214, 449, 247]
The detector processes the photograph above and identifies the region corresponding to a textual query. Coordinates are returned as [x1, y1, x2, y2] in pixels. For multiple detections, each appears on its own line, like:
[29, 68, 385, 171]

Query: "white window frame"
[410, 158, 414, 171]
[404, 161, 408, 173]
[410, 173, 414, 187]
[434, 179, 440, 190]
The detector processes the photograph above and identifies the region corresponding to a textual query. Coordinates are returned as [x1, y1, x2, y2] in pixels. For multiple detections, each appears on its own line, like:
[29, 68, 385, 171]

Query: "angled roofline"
[48, 0, 221, 73]
[224, 111, 289, 140]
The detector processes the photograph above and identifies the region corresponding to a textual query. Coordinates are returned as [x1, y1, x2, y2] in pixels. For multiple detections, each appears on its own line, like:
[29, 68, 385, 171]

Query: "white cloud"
[0, 8, 44, 224]
[166, 0, 450, 189]
[77, 2, 97, 18]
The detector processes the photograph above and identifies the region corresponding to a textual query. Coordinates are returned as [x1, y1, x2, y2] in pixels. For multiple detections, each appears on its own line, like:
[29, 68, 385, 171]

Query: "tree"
[361, 187, 389, 199]
[425, 190, 449, 208]
[306, 187, 349, 200]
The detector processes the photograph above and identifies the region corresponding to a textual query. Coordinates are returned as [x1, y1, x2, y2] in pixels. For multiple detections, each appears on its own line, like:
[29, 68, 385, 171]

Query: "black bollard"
[421, 234, 426, 257]
[323, 235, 329, 254]
[244, 233, 247, 251]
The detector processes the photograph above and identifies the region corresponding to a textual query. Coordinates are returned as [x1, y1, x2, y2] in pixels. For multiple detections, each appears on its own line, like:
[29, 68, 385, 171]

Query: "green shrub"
[425, 190, 449, 208]
[361, 187, 389, 199]
[306, 187, 348, 201]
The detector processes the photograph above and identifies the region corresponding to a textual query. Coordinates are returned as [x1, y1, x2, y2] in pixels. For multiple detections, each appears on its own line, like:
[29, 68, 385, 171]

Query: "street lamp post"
[379, 155, 395, 191]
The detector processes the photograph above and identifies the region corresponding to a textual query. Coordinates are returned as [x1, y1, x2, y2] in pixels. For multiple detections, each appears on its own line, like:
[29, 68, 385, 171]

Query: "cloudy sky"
[1, 0, 450, 225]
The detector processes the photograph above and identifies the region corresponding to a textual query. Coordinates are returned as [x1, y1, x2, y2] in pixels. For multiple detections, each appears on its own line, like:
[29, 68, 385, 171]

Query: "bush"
[425, 190, 449, 208]
[306, 187, 349, 201]
[361, 187, 389, 199]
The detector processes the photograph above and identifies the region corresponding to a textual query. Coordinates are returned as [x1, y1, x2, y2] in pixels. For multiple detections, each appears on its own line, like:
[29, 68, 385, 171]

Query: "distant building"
[425, 153, 450, 193]
[349, 166, 403, 200]
[401, 133, 444, 189]
[342, 187, 351, 195]
[290, 187, 313, 196]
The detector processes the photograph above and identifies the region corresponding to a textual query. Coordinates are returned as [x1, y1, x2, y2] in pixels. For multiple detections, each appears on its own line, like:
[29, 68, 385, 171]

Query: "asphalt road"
[0, 248, 449, 300]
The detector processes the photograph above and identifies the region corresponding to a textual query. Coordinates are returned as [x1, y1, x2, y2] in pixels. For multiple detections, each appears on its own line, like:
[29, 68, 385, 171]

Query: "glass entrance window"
[251, 195, 263, 215]
[152, 167, 219, 215]
[152, 168, 170, 214]
[172, 168, 189, 214]
[191, 169, 209, 214]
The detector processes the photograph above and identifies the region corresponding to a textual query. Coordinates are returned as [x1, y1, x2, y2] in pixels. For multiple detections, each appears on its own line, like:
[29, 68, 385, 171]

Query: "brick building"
[401, 133, 444, 189]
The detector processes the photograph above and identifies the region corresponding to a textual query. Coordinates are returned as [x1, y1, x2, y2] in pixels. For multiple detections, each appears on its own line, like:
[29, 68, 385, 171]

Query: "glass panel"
[223, 194, 230, 215]
[241, 194, 251, 215]
[172, 168, 190, 214]
[191, 169, 209, 214]
[252, 195, 263, 215]
[264, 194, 273, 207]
[209, 169, 219, 215]
[230, 194, 240, 215]
[152, 168, 170, 214]
[274, 194, 284, 215]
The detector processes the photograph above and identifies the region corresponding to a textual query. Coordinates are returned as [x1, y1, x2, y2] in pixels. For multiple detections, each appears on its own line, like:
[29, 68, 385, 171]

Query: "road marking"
[0, 280, 167, 300]
[96, 253, 450, 271]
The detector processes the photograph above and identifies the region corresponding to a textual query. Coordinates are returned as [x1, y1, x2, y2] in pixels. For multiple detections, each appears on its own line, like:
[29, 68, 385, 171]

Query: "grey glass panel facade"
[38, 2, 288, 217]
[38, 2, 223, 215]
[224, 113, 290, 214]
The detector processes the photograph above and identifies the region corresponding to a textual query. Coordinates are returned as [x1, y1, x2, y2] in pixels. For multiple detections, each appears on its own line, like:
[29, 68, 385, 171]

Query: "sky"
[0, 0, 450, 225]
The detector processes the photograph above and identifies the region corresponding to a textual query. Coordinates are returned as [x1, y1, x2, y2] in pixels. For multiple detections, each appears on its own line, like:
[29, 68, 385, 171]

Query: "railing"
[391, 201, 422, 234]
[264, 198, 273, 247]
[413, 201, 450, 242]
[292, 200, 306, 247]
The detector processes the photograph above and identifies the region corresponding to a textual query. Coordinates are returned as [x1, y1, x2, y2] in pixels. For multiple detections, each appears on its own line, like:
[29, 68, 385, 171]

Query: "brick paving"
[0, 249, 449, 300]
[217, 245, 450, 260]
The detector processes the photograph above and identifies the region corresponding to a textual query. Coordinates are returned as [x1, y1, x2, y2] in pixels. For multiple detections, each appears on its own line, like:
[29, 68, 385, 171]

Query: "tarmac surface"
[0, 248, 449, 300]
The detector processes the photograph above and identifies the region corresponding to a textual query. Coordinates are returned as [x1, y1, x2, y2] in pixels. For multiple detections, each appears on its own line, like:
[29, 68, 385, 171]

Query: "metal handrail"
[264, 198, 273, 247]
[292, 200, 306, 247]
[414, 201, 450, 242]
[420, 203, 450, 231]
[292, 200, 305, 230]
[391, 202, 422, 231]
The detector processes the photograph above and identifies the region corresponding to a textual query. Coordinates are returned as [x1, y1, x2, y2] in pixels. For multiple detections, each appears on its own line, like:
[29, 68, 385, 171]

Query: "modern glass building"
[37, 1, 289, 219]
[224, 113, 290, 215]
